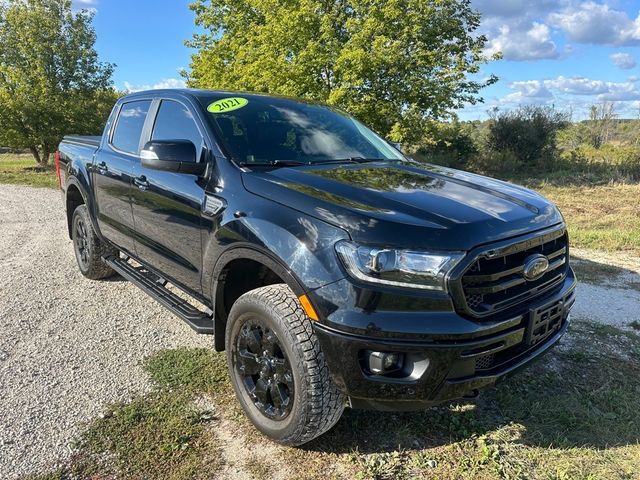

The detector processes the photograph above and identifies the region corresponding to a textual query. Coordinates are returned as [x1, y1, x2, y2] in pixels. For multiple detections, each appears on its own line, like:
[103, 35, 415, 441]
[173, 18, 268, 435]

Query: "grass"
[143, 347, 228, 393]
[0, 153, 58, 189]
[28, 321, 640, 480]
[74, 392, 222, 479]
[27, 348, 230, 480]
[537, 183, 640, 255]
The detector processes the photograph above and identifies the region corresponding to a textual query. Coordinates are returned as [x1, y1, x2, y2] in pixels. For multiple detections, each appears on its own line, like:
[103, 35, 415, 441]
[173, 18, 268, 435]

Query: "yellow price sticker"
[207, 97, 248, 113]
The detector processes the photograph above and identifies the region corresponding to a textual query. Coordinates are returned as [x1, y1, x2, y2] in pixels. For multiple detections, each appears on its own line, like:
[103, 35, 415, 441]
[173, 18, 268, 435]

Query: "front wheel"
[71, 205, 117, 280]
[226, 284, 344, 446]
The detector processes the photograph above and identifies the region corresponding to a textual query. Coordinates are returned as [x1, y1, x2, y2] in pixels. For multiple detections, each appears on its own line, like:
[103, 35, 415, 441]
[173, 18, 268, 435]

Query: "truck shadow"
[104, 274, 128, 283]
[569, 254, 640, 291]
[303, 320, 640, 455]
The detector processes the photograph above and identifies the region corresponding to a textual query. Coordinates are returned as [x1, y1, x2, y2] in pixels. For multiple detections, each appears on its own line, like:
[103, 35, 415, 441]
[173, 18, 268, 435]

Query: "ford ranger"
[57, 89, 576, 445]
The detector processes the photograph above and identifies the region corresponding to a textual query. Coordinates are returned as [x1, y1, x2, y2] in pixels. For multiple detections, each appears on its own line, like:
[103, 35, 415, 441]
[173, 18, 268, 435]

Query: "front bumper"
[312, 271, 576, 410]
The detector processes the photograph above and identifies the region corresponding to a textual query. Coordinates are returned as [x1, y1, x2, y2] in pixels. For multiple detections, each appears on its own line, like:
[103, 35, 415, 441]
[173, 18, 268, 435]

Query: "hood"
[241, 162, 564, 251]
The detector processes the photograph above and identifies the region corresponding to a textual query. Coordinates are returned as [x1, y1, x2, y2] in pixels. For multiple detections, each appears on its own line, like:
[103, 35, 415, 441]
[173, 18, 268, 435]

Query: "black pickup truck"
[57, 89, 576, 445]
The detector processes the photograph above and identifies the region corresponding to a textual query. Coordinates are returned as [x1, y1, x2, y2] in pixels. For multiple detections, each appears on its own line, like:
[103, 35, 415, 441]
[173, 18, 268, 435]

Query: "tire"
[225, 284, 345, 446]
[71, 204, 117, 280]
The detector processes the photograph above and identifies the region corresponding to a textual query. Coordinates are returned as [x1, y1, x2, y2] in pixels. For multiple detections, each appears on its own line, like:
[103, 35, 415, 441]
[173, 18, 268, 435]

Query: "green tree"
[0, 0, 116, 165]
[587, 102, 617, 149]
[186, 0, 498, 143]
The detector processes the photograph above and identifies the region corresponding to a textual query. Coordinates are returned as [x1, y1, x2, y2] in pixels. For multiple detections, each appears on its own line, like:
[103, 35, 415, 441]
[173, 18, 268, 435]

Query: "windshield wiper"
[239, 158, 397, 168]
[312, 157, 390, 165]
[238, 160, 307, 168]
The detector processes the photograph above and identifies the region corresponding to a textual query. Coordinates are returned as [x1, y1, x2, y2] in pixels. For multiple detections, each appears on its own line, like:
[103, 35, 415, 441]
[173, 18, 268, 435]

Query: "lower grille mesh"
[475, 353, 495, 370]
[465, 293, 484, 309]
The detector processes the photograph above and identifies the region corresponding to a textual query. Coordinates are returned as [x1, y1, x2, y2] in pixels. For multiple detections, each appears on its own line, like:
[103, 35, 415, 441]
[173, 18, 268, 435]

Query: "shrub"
[565, 144, 640, 182]
[466, 149, 523, 177]
[486, 106, 569, 169]
[586, 102, 617, 149]
[414, 120, 479, 169]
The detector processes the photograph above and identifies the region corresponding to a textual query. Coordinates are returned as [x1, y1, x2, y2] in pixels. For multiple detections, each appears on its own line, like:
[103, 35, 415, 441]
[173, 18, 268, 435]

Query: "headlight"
[335, 240, 464, 291]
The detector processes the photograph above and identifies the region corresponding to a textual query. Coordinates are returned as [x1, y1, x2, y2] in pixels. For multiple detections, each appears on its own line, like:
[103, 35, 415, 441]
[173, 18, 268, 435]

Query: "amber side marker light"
[298, 294, 319, 321]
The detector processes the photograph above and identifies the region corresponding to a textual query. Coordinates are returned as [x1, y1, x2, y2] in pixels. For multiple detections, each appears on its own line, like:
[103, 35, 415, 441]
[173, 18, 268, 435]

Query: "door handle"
[96, 161, 108, 174]
[134, 175, 149, 191]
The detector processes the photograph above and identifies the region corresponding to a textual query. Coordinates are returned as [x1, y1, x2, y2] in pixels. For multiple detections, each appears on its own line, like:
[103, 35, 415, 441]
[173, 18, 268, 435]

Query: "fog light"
[366, 351, 404, 375]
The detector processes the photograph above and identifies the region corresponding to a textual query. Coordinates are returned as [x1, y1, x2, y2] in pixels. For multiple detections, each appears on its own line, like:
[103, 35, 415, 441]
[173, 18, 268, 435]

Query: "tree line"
[4, 0, 636, 177]
[1, 0, 496, 165]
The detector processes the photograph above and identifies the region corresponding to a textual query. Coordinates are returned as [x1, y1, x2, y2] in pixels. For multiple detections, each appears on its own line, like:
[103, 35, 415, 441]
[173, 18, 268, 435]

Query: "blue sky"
[75, 0, 640, 120]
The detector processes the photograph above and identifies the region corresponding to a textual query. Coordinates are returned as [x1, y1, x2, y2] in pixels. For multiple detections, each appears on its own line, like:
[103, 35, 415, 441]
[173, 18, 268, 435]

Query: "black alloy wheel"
[235, 320, 294, 420]
[73, 214, 91, 270]
[225, 284, 345, 446]
[71, 204, 117, 280]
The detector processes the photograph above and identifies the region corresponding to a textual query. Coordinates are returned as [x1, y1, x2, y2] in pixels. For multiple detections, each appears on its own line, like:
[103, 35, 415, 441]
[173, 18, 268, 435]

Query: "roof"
[121, 88, 326, 107]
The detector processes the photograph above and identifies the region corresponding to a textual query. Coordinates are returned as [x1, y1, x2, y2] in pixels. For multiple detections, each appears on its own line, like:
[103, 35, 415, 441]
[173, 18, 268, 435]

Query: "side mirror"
[389, 141, 403, 153]
[140, 140, 206, 175]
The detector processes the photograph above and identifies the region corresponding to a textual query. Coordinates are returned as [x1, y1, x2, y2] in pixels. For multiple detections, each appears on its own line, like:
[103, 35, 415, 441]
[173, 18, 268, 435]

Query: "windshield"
[201, 95, 404, 165]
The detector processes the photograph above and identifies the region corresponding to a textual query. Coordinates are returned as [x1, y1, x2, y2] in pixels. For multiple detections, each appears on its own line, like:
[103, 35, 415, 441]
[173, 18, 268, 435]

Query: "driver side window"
[152, 100, 203, 161]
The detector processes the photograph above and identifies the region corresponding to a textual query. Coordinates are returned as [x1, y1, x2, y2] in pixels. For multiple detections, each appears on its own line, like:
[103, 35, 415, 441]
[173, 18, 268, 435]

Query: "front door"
[93, 99, 152, 254]
[130, 98, 207, 293]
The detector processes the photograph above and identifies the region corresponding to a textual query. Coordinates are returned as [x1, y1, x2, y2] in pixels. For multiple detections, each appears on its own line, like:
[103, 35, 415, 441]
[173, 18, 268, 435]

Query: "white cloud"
[610, 52, 637, 70]
[542, 76, 640, 101]
[503, 80, 554, 103]
[461, 2, 640, 117]
[474, 1, 640, 61]
[489, 75, 640, 117]
[483, 21, 560, 61]
[596, 85, 640, 102]
[473, 0, 567, 61]
[72, 0, 97, 14]
[543, 76, 610, 94]
[549, 2, 640, 46]
[123, 78, 187, 93]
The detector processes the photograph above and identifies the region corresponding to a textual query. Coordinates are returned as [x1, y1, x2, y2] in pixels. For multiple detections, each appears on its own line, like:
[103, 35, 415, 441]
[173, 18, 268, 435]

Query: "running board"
[102, 255, 214, 334]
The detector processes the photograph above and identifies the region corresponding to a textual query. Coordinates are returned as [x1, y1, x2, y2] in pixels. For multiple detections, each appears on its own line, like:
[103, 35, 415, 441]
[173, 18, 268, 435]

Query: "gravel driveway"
[0, 184, 211, 479]
[1, 184, 639, 479]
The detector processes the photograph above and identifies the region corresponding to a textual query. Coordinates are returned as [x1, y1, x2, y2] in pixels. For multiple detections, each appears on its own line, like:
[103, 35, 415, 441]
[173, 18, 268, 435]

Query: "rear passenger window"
[111, 100, 152, 154]
[152, 100, 203, 160]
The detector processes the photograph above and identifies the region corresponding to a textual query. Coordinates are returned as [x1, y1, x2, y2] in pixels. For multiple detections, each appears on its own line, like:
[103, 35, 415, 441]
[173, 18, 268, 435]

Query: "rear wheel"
[226, 284, 344, 446]
[72, 205, 117, 280]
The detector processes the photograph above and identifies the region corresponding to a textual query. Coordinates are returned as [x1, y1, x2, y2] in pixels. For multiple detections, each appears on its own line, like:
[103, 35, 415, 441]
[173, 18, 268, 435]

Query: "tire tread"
[72, 205, 117, 280]
[228, 284, 344, 446]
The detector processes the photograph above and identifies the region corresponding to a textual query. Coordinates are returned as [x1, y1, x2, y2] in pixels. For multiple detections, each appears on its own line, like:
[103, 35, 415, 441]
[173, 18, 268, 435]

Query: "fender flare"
[65, 176, 102, 239]
[210, 244, 306, 351]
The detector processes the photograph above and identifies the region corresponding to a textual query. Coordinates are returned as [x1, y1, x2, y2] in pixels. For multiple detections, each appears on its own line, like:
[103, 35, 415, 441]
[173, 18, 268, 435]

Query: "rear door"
[130, 97, 207, 293]
[93, 99, 152, 254]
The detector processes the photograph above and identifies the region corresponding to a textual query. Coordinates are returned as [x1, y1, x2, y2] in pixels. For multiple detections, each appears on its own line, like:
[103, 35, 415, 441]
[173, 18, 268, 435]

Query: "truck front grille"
[458, 228, 569, 317]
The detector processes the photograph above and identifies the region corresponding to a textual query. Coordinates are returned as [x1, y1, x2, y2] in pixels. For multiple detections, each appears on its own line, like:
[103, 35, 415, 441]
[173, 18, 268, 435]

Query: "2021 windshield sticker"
[208, 97, 248, 113]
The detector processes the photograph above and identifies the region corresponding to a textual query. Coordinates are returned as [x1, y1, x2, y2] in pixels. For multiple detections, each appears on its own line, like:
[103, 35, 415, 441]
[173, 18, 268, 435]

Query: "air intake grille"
[475, 353, 495, 371]
[460, 230, 569, 317]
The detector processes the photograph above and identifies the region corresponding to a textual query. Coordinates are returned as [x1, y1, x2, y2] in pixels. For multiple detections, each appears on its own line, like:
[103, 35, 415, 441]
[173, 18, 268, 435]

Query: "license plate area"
[526, 300, 564, 346]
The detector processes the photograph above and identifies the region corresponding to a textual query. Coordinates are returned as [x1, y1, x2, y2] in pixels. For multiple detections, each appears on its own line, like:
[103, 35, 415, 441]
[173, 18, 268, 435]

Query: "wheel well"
[214, 258, 286, 351]
[66, 185, 84, 238]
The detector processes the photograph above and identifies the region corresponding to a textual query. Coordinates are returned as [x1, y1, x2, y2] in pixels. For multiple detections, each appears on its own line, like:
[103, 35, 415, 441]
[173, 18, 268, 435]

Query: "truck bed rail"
[62, 135, 102, 147]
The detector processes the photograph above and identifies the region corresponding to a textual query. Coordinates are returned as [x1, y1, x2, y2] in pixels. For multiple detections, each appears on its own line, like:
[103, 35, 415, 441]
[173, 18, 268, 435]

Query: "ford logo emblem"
[522, 254, 549, 281]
